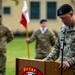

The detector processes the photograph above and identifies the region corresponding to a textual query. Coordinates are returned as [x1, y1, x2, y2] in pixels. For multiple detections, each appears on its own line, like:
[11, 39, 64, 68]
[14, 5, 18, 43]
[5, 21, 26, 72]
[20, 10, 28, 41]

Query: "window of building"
[3, 6, 11, 15]
[47, 2, 57, 19]
[30, 2, 40, 19]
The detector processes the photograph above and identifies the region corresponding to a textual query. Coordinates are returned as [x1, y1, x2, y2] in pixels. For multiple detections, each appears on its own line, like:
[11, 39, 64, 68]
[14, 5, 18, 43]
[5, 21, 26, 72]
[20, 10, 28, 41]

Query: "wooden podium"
[16, 58, 74, 75]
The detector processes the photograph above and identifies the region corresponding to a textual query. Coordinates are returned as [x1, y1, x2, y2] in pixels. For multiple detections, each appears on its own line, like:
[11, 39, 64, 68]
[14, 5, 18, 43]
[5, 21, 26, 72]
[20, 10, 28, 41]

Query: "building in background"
[2, 0, 75, 32]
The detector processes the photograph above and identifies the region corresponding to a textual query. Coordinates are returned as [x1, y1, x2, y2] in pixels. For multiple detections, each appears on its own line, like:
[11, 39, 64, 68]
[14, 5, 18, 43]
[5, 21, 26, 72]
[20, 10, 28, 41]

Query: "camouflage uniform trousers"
[0, 50, 6, 75]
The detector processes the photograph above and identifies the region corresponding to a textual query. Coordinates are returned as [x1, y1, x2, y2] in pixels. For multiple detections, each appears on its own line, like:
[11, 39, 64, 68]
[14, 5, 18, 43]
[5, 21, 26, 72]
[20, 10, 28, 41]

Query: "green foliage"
[12, 0, 19, 5]
[13, 31, 33, 37]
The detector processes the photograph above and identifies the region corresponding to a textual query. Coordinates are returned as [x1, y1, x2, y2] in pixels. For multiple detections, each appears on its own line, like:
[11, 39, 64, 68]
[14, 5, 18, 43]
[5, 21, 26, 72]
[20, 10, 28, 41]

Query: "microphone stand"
[60, 36, 65, 75]
[60, 25, 67, 75]
[60, 26, 66, 75]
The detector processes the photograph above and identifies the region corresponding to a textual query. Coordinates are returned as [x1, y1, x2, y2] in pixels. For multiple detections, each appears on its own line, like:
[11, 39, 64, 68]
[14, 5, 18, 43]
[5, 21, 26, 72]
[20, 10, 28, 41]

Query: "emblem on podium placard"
[20, 66, 43, 75]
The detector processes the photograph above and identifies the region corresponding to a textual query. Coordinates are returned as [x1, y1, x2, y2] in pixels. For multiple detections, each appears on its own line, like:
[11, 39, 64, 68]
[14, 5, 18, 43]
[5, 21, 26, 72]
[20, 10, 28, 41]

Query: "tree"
[12, 0, 19, 5]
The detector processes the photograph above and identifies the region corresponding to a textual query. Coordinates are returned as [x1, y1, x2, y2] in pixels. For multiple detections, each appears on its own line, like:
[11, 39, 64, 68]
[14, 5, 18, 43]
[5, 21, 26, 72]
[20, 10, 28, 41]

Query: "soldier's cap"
[40, 19, 47, 24]
[57, 4, 73, 16]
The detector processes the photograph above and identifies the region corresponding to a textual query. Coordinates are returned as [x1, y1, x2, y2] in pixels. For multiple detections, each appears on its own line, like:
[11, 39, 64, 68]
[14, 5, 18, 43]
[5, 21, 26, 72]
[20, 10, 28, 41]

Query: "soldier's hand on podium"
[59, 61, 70, 71]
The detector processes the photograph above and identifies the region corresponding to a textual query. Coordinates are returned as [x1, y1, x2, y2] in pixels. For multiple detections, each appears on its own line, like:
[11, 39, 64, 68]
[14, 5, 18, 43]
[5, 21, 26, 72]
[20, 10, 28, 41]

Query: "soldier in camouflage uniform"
[44, 4, 75, 73]
[0, 15, 14, 75]
[26, 19, 56, 59]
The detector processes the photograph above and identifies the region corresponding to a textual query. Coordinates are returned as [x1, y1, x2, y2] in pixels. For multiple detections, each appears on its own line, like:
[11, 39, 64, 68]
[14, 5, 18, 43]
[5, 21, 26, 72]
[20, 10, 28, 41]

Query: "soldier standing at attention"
[44, 4, 75, 73]
[26, 19, 56, 59]
[0, 15, 14, 75]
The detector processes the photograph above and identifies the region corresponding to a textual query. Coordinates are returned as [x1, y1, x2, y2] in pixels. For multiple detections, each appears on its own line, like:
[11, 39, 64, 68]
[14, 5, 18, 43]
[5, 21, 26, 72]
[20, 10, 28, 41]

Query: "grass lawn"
[6, 38, 35, 75]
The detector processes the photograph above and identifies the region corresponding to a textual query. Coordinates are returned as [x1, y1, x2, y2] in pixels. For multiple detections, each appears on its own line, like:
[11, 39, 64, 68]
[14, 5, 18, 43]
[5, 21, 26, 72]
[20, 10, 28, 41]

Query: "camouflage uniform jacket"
[28, 29, 55, 55]
[0, 24, 14, 52]
[44, 25, 75, 67]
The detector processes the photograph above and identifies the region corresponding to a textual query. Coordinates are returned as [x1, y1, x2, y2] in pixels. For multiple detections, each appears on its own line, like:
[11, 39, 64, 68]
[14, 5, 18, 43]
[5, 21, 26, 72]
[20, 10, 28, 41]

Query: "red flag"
[20, 0, 30, 28]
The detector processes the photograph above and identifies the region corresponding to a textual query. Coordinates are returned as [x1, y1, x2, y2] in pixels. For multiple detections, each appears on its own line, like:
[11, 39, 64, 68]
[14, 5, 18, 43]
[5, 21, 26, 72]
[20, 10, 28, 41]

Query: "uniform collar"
[62, 24, 75, 32]
[40, 27, 47, 34]
[67, 25, 75, 32]
[72, 25, 75, 31]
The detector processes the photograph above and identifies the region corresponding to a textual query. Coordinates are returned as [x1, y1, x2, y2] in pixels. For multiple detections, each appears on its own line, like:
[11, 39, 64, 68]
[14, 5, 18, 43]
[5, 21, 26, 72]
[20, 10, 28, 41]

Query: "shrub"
[13, 31, 33, 38]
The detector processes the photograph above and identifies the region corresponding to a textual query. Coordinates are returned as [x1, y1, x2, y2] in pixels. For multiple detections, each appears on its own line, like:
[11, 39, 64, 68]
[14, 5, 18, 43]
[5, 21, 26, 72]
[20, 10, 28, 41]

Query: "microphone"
[61, 26, 67, 34]
[61, 37, 65, 50]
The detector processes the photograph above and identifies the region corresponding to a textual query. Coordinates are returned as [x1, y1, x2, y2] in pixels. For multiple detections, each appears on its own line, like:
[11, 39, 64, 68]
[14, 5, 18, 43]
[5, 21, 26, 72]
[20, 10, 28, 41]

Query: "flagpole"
[26, 26, 30, 58]
[20, 0, 30, 58]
